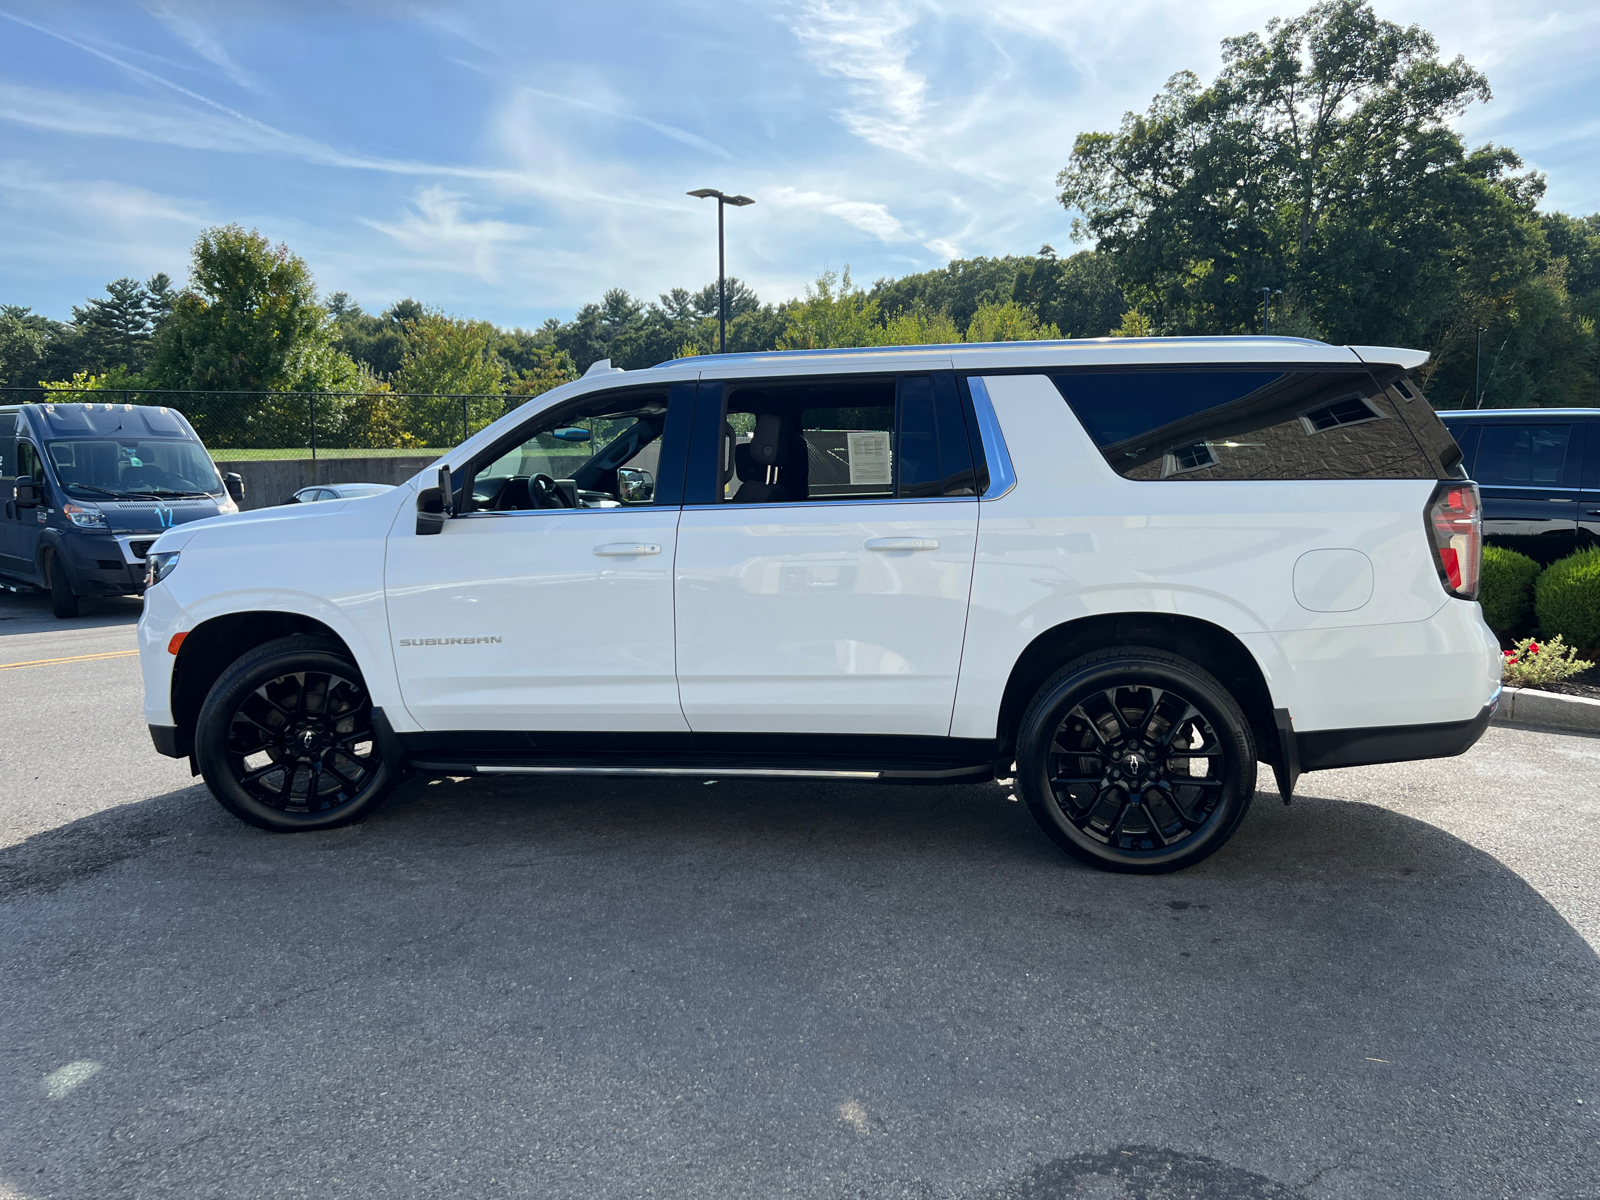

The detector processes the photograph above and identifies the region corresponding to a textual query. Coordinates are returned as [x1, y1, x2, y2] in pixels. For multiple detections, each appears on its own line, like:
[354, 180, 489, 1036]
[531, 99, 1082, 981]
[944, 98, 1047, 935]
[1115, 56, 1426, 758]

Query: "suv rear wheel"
[1015, 647, 1256, 874]
[194, 635, 397, 832]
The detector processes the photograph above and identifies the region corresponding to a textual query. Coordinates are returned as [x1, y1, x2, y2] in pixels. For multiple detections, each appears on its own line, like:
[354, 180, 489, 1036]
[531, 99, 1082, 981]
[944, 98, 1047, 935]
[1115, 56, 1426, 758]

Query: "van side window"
[1052, 369, 1439, 480]
[718, 374, 974, 504]
[1473, 426, 1572, 486]
[16, 441, 43, 484]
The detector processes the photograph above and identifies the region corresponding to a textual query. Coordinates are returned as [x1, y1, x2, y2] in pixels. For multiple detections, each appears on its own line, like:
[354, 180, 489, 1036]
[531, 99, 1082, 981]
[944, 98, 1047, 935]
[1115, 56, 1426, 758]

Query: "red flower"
[1528, 642, 1541, 654]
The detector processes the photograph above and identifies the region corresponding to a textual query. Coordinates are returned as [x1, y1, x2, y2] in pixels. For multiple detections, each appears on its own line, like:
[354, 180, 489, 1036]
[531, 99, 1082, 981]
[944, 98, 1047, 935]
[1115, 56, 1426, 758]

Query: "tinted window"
[716, 374, 975, 505]
[1473, 425, 1571, 486]
[1053, 369, 1439, 481]
[17, 441, 43, 483]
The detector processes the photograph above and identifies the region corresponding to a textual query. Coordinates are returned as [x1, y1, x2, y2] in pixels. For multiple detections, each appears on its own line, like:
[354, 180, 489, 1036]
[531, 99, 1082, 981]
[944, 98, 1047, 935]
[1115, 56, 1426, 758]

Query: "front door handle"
[864, 537, 939, 552]
[593, 543, 661, 556]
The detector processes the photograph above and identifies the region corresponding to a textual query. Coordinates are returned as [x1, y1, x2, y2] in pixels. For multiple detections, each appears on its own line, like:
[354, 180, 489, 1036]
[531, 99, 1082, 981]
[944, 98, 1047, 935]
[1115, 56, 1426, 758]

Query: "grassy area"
[208, 447, 450, 461]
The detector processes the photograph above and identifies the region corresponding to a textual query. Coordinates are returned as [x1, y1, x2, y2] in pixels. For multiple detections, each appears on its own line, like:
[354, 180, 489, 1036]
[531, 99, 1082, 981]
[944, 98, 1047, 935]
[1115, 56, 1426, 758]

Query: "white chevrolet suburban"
[137, 337, 1499, 873]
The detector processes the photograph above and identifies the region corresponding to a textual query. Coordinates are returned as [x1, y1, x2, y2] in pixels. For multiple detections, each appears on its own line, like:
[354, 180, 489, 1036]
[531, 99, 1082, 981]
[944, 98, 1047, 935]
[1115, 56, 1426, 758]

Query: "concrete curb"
[1493, 686, 1600, 735]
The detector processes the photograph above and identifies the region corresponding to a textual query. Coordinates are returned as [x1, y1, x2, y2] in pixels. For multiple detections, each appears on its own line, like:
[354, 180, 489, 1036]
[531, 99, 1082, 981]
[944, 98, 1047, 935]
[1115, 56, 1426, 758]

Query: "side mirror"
[223, 472, 244, 504]
[416, 465, 453, 536]
[14, 480, 39, 509]
[617, 467, 655, 504]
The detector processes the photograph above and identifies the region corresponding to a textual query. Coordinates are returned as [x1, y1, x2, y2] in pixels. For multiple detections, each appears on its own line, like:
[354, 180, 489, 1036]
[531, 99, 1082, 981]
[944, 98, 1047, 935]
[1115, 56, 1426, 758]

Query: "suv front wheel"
[194, 635, 398, 832]
[1015, 647, 1256, 873]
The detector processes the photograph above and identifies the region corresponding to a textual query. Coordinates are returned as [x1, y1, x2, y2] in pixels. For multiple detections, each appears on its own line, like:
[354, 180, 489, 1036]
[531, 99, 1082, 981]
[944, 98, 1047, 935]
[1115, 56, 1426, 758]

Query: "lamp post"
[687, 188, 755, 353]
[1474, 326, 1489, 409]
[1259, 286, 1284, 335]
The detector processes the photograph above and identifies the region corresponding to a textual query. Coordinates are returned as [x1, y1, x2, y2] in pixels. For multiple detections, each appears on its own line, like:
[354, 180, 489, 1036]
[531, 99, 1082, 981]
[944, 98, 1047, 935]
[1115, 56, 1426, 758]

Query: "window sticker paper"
[847, 430, 891, 486]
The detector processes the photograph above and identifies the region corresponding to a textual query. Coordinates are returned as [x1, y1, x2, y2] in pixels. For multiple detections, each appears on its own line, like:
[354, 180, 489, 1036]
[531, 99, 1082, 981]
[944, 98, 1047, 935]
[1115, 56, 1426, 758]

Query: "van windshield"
[46, 439, 224, 499]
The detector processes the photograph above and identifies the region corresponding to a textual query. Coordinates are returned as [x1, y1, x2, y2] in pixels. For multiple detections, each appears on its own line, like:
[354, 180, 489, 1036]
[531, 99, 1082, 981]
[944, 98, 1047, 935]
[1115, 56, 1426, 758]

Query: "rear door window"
[707, 373, 975, 505]
[1052, 368, 1441, 480]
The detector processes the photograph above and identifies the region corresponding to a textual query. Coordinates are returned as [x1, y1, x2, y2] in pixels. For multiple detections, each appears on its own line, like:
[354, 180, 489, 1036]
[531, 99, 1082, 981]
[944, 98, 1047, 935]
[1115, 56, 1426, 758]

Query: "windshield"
[46, 438, 224, 499]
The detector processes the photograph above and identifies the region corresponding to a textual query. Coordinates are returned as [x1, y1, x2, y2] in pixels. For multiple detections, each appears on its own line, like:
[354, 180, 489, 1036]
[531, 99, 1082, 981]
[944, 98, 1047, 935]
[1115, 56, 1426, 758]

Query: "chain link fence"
[0, 387, 541, 461]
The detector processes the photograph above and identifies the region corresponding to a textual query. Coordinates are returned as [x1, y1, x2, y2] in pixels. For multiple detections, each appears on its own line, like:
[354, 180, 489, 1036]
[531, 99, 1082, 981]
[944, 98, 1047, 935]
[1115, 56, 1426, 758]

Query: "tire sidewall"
[48, 553, 79, 618]
[195, 641, 396, 832]
[1016, 652, 1255, 874]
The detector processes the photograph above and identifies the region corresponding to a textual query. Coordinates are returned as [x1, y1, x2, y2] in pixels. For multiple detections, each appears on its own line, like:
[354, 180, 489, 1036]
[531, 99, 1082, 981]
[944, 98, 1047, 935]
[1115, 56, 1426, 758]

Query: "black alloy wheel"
[1015, 647, 1256, 873]
[195, 636, 397, 831]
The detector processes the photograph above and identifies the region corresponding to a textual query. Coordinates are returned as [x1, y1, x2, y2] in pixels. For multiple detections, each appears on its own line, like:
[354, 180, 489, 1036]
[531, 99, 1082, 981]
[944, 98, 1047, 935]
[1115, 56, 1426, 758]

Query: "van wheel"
[47, 554, 79, 618]
[194, 635, 397, 832]
[1015, 647, 1256, 874]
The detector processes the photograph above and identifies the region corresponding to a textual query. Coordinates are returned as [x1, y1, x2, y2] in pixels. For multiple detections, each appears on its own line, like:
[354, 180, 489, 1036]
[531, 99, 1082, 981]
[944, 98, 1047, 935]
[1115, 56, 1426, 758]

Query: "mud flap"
[1272, 708, 1300, 804]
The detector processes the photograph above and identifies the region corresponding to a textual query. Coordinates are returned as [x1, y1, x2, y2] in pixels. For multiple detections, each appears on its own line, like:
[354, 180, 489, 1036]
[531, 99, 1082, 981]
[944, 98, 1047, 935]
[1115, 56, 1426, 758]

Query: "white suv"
[138, 337, 1500, 873]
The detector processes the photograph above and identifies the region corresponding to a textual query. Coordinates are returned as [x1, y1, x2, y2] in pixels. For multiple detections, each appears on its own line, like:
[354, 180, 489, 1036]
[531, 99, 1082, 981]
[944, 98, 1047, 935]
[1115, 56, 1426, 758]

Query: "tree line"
[1, 0, 1594, 415]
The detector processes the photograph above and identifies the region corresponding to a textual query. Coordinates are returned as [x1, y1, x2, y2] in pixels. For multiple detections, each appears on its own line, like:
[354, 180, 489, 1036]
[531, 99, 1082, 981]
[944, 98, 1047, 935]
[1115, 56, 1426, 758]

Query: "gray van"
[0, 402, 243, 617]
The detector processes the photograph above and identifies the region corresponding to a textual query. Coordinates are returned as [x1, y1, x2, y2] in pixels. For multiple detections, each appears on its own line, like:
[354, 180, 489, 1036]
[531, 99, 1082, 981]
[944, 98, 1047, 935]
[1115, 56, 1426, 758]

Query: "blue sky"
[2, 0, 1597, 329]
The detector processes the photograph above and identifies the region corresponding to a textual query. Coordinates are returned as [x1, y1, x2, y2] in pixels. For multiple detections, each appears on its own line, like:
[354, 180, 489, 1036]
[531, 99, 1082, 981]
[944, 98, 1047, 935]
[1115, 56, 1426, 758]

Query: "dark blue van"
[0, 402, 243, 617]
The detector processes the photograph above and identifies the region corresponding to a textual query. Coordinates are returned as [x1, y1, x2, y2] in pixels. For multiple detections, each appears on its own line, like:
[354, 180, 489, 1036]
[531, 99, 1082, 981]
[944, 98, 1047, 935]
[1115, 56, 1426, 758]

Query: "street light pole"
[1474, 326, 1488, 409]
[1259, 286, 1284, 335]
[688, 188, 755, 353]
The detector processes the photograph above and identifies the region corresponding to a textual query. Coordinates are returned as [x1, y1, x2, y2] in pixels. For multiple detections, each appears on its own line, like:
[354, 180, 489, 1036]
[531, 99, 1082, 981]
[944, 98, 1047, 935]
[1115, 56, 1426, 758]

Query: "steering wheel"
[530, 473, 572, 509]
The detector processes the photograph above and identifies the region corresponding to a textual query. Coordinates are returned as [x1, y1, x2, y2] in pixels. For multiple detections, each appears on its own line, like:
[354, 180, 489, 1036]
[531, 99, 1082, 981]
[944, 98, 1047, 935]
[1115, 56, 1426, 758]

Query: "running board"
[405, 756, 991, 783]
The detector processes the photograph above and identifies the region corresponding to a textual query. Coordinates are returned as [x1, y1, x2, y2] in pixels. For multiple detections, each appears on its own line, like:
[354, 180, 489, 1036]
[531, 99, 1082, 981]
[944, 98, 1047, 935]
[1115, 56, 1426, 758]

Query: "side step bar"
[406, 758, 992, 783]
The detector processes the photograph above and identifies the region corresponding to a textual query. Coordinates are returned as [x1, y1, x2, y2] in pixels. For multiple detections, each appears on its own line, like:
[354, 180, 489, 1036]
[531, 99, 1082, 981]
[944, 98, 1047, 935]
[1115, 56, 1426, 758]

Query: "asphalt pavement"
[1, 587, 1597, 1199]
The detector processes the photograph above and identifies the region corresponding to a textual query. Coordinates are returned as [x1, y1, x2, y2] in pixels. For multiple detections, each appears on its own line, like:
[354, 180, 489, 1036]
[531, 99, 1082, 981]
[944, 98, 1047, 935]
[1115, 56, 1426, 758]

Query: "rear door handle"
[593, 542, 661, 556]
[864, 537, 939, 552]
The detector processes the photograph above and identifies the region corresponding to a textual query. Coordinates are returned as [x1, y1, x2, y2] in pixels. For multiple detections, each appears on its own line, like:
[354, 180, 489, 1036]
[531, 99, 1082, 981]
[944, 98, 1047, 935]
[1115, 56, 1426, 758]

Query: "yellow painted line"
[0, 649, 140, 672]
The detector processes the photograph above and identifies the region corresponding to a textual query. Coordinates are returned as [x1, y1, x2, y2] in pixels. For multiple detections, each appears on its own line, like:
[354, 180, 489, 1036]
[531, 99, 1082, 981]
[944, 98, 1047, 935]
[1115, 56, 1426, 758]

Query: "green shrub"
[1502, 635, 1595, 688]
[1478, 546, 1542, 636]
[1535, 546, 1600, 648]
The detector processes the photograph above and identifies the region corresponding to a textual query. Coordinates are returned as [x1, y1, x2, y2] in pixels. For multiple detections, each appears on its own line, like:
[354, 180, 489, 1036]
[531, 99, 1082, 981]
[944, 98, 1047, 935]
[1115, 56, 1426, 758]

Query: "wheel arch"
[994, 612, 1282, 775]
[170, 612, 356, 754]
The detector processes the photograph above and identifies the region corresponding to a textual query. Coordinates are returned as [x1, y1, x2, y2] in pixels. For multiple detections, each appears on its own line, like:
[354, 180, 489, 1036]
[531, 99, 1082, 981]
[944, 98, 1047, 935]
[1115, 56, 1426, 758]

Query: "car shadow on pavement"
[1, 775, 1596, 1199]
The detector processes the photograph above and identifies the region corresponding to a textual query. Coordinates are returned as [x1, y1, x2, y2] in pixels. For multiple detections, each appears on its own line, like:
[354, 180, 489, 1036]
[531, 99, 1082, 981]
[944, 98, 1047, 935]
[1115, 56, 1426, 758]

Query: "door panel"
[675, 501, 978, 734]
[386, 508, 685, 731]
[384, 381, 693, 733]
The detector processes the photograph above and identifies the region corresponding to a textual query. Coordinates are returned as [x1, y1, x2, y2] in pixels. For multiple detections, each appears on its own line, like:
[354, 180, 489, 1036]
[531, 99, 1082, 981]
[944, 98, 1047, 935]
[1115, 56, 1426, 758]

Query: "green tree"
[145, 225, 356, 393]
[393, 310, 506, 444]
[871, 257, 1029, 330]
[72, 277, 159, 372]
[1011, 248, 1127, 337]
[1057, 0, 1543, 375]
[0, 306, 49, 388]
[777, 269, 885, 350]
[965, 301, 1061, 342]
[883, 306, 962, 345]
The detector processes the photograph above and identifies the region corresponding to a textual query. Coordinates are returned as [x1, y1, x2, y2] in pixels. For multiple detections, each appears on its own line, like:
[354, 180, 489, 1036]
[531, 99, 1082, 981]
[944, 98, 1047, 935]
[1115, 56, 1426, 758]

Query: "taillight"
[1425, 482, 1480, 600]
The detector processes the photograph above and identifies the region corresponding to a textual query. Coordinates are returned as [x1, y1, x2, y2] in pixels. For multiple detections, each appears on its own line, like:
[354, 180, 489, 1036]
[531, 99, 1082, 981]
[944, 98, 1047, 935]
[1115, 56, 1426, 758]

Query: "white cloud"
[784, 0, 928, 155]
[761, 185, 909, 240]
[139, 0, 264, 92]
[362, 187, 534, 283]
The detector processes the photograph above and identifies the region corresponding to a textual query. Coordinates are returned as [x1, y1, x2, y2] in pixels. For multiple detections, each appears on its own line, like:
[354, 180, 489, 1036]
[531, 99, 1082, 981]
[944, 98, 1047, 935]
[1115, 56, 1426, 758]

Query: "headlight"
[63, 502, 109, 530]
[146, 551, 180, 588]
[216, 497, 239, 516]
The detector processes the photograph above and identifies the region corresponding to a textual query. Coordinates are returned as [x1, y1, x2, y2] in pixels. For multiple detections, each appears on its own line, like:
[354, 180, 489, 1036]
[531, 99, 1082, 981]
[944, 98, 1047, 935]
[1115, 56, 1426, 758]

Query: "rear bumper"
[1297, 695, 1498, 773]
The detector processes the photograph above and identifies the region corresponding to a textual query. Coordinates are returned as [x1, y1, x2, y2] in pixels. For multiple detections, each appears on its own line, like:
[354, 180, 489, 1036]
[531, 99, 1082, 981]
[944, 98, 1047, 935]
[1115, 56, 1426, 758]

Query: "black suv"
[1438, 408, 1600, 565]
[1, 402, 243, 616]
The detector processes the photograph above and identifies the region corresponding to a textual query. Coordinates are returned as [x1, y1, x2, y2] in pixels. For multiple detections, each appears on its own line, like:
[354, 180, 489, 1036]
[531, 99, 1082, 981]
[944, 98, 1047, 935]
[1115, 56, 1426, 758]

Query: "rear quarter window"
[1053, 367, 1455, 481]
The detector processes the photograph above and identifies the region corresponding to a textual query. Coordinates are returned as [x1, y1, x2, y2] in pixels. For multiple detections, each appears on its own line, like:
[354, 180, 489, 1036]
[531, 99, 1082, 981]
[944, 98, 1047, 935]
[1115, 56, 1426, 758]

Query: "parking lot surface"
[1, 589, 1597, 1199]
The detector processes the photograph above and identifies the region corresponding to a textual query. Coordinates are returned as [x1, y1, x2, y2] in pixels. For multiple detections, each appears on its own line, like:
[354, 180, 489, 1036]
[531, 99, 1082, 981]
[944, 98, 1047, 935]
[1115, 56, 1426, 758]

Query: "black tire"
[1015, 647, 1256, 874]
[47, 553, 79, 619]
[194, 635, 398, 832]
